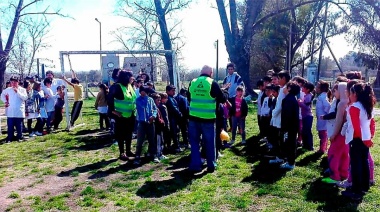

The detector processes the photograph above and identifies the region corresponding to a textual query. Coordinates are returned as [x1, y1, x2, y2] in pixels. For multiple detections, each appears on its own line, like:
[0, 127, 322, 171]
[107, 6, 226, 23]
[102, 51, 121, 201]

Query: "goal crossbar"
[59, 50, 179, 130]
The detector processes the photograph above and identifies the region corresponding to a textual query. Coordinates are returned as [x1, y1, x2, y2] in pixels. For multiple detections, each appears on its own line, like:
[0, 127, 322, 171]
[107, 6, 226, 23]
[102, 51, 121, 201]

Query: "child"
[279, 82, 300, 169]
[42, 78, 55, 133]
[293, 76, 306, 146]
[53, 86, 65, 130]
[267, 85, 280, 148]
[228, 86, 248, 145]
[134, 86, 158, 165]
[32, 82, 45, 136]
[315, 80, 331, 154]
[24, 81, 38, 137]
[341, 83, 376, 200]
[152, 93, 167, 160]
[260, 84, 274, 138]
[95, 84, 110, 131]
[61, 72, 83, 127]
[271, 73, 279, 86]
[158, 93, 171, 153]
[269, 71, 290, 164]
[322, 82, 349, 184]
[298, 81, 314, 151]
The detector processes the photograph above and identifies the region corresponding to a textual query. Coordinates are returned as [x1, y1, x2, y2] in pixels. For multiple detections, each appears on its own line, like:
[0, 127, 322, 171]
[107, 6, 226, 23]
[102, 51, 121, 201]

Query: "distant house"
[123, 57, 162, 82]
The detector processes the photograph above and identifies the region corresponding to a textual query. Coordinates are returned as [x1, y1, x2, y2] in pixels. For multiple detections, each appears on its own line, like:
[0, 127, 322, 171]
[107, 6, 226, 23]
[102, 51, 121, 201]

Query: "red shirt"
[235, 97, 242, 117]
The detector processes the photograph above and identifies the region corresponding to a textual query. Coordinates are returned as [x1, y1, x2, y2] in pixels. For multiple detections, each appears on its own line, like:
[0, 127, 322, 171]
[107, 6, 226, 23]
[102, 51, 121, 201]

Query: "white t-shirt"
[1, 87, 28, 118]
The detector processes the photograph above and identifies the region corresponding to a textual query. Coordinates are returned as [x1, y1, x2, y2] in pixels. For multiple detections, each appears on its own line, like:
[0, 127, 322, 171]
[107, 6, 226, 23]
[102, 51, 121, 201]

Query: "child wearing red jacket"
[341, 82, 376, 200]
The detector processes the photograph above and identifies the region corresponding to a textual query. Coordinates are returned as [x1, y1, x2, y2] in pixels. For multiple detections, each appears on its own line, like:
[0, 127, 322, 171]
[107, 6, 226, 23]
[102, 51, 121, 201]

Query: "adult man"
[222, 63, 245, 97]
[45, 70, 65, 95]
[166, 84, 182, 153]
[1, 76, 28, 143]
[108, 70, 137, 160]
[188, 65, 227, 173]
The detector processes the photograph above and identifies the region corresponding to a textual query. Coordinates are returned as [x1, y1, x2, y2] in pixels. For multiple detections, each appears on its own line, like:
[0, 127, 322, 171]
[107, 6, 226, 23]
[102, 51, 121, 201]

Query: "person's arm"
[272, 90, 283, 117]
[370, 118, 375, 139]
[298, 94, 311, 109]
[349, 106, 361, 139]
[95, 93, 101, 109]
[60, 76, 74, 87]
[71, 70, 77, 79]
[17, 88, 28, 101]
[242, 98, 249, 117]
[322, 111, 336, 120]
[210, 80, 226, 104]
[330, 102, 346, 141]
[151, 98, 157, 118]
[0, 90, 7, 103]
[322, 98, 331, 114]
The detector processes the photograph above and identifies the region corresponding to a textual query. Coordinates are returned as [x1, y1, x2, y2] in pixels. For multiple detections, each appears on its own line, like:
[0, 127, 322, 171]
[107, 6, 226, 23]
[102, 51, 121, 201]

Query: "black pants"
[53, 106, 63, 129]
[257, 115, 263, 136]
[115, 115, 135, 155]
[99, 113, 110, 129]
[350, 138, 370, 193]
[27, 118, 43, 134]
[178, 118, 189, 145]
[283, 131, 297, 165]
[260, 116, 271, 138]
[163, 126, 171, 149]
[70, 101, 83, 126]
[169, 118, 180, 149]
[268, 126, 281, 153]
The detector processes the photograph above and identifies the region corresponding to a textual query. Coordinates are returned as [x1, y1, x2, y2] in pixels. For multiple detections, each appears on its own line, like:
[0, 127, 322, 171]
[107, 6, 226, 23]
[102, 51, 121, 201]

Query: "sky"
[26, 0, 355, 73]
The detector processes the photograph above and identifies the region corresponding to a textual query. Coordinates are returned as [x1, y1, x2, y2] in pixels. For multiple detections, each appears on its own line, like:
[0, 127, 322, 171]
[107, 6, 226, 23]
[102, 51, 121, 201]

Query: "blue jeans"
[302, 116, 314, 150]
[7, 118, 23, 141]
[232, 116, 246, 141]
[189, 120, 216, 171]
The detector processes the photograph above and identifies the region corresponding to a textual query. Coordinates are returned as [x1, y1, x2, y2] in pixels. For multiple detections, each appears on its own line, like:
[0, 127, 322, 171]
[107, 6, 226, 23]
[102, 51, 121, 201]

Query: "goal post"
[59, 50, 179, 130]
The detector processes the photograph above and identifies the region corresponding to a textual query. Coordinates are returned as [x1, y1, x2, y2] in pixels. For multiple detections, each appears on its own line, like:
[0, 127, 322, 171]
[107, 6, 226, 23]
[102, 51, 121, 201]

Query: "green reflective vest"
[114, 84, 136, 118]
[189, 76, 216, 119]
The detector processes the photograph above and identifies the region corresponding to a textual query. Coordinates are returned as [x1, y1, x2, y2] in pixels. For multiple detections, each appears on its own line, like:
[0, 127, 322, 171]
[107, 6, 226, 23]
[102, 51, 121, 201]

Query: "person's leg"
[99, 113, 104, 129]
[189, 120, 202, 171]
[70, 101, 83, 126]
[338, 135, 350, 180]
[163, 126, 171, 149]
[240, 117, 246, 141]
[156, 131, 163, 158]
[302, 116, 313, 150]
[297, 119, 303, 143]
[7, 118, 15, 142]
[231, 116, 238, 141]
[202, 122, 216, 171]
[114, 117, 125, 156]
[15, 118, 23, 140]
[349, 138, 369, 194]
[285, 131, 297, 166]
[170, 119, 180, 150]
[46, 111, 54, 130]
[327, 137, 342, 181]
[368, 151, 374, 183]
[27, 119, 33, 134]
[135, 122, 146, 158]
[147, 124, 156, 158]
[180, 118, 189, 146]
[124, 116, 135, 155]
[318, 130, 328, 153]
[104, 114, 110, 129]
[361, 143, 370, 192]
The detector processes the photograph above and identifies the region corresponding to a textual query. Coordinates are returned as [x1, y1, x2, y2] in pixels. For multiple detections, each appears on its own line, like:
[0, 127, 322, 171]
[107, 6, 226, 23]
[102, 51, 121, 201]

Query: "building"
[123, 56, 162, 82]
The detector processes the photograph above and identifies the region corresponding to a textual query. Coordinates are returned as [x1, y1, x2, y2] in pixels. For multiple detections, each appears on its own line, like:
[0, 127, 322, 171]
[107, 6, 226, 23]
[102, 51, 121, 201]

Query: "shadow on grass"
[136, 168, 207, 198]
[304, 179, 359, 211]
[67, 133, 114, 151]
[73, 129, 102, 136]
[166, 154, 190, 170]
[297, 151, 324, 167]
[58, 158, 118, 177]
[242, 160, 287, 184]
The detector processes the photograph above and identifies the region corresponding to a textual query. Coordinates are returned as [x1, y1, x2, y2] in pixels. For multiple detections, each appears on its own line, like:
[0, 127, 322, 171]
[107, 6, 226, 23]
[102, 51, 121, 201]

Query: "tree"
[0, 0, 66, 92]
[7, 16, 50, 80]
[115, 0, 190, 85]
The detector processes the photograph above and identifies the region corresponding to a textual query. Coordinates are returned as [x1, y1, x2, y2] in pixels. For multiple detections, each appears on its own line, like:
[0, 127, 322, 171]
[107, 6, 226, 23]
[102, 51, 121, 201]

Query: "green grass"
[0, 99, 379, 211]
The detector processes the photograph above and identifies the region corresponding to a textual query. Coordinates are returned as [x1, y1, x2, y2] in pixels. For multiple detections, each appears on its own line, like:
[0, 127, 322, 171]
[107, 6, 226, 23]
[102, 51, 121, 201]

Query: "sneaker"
[201, 158, 206, 165]
[133, 158, 141, 165]
[218, 152, 224, 158]
[269, 157, 284, 164]
[5, 140, 11, 144]
[280, 162, 294, 170]
[228, 140, 235, 145]
[336, 180, 352, 188]
[322, 177, 338, 184]
[153, 157, 160, 163]
[29, 133, 36, 137]
[159, 155, 168, 160]
[34, 132, 43, 136]
[119, 153, 129, 161]
[241, 140, 246, 145]
[132, 133, 137, 139]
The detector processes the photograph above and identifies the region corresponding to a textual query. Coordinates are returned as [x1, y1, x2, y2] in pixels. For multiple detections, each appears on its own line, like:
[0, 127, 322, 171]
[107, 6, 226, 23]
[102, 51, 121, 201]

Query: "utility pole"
[317, 2, 328, 82]
[95, 18, 102, 76]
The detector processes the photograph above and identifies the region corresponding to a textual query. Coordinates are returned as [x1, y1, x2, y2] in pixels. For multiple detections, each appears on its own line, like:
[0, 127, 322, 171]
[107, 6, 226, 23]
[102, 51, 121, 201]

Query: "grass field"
[0, 99, 379, 211]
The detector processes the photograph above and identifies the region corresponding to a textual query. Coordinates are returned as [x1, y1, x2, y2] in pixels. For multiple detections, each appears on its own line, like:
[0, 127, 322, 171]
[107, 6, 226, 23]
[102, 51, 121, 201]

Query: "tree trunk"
[373, 58, 380, 88]
[154, 0, 174, 85]
[0, 58, 6, 93]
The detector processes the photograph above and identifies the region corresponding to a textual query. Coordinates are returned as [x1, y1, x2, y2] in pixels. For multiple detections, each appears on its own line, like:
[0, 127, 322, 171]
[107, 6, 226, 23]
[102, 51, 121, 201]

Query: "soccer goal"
[59, 50, 180, 130]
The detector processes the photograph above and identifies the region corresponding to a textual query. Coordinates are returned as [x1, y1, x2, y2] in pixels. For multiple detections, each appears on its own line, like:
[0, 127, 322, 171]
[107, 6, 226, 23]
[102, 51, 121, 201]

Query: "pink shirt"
[235, 98, 242, 117]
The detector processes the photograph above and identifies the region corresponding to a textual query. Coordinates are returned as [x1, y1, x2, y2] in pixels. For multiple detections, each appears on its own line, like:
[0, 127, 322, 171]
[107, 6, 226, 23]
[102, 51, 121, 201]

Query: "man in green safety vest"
[188, 65, 227, 173]
[108, 70, 137, 161]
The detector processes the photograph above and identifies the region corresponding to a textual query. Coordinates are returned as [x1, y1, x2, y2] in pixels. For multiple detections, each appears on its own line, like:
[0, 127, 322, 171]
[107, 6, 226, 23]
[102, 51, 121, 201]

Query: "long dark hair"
[99, 83, 108, 96]
[351, 83, 376, 119]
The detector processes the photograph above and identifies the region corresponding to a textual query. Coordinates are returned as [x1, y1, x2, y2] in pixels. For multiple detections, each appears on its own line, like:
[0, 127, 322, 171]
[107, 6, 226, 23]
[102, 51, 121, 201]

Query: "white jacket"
[1, 87, 28, 118]
[271, 86, 285, 128]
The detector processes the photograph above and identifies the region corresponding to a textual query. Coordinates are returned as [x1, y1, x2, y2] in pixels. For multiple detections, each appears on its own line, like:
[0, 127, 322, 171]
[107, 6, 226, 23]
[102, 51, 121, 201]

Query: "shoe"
[370, 180, 375, 186]
[227, 128, 231, 132]
[29, 133, 36, 137]
[174, 148, 183, 153]
[269, 157, 284, 164]
[119, 153, 129, 161]
[297, 141, 303, 147]
[201, 158, 206, 165]
[341, 190, 363, 201]
[153, 157, 160, 163]
[159, 155, 168, 160]
[133, 158, 141, 165]
[5, 141, 11, 144]
[132, 133, 137, 139]
[322, 177, 338, 184]
[336, 180, 352, 188]
[280, 162, 294, 170]
[34, 132, 43, 136]
[241, 140, 246, 145]
[218, 152, 224, 158]
[228, 140, 235, 145]
[207, 167, 215, 173]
